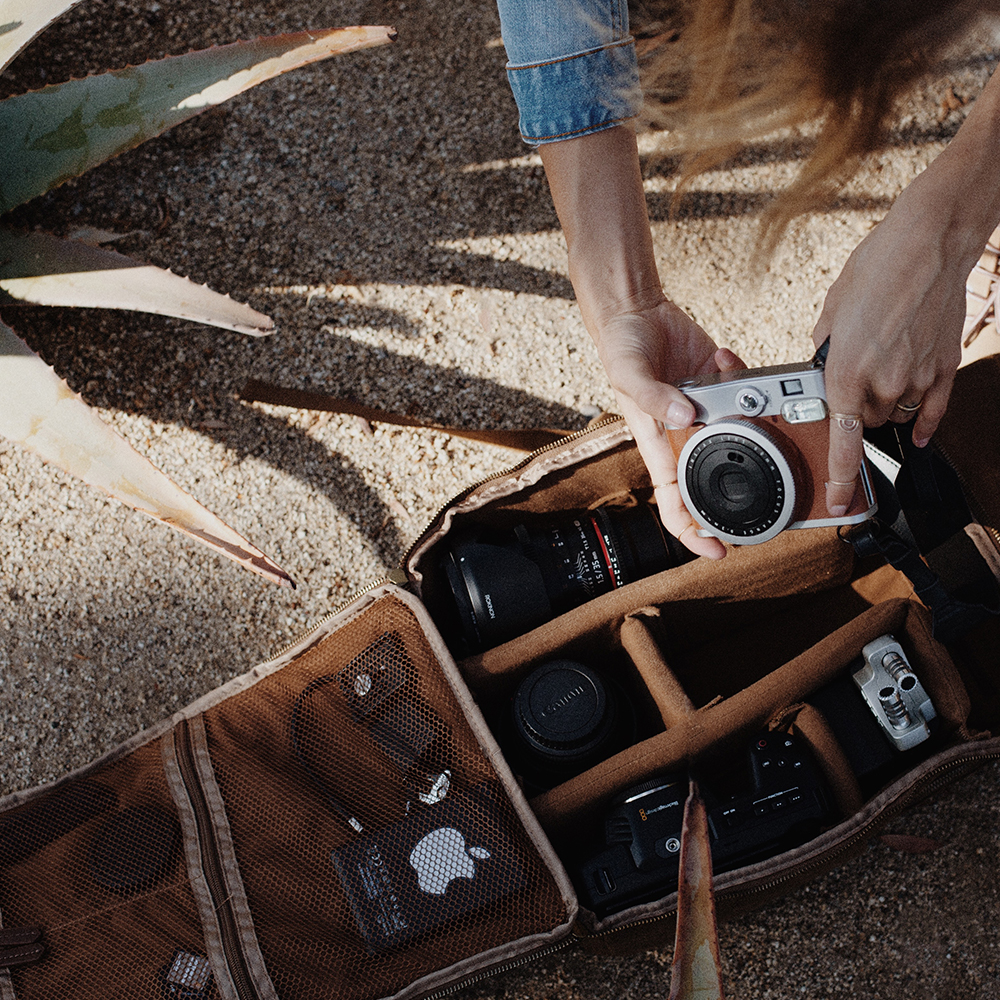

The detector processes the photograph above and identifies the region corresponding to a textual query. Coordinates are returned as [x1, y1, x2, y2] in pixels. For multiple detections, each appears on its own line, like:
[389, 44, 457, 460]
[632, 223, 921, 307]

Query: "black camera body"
[575, 732, 831, 917]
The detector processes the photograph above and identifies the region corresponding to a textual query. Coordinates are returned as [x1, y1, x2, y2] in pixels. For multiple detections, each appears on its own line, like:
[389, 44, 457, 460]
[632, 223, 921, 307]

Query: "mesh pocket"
[0, 742, 212, 1000]
[199, 594, 569, 1000]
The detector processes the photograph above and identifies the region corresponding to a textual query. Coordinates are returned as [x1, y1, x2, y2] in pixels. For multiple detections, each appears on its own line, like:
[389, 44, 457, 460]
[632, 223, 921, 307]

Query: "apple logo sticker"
[408, 827, 491, 895]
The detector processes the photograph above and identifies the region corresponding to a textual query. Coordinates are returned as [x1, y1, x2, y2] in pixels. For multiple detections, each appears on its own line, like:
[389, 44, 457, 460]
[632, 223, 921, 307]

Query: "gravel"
[1, 1, 999, 996]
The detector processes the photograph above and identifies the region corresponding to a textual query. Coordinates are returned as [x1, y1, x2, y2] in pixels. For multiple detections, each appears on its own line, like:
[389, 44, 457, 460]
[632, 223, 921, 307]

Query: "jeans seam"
[506, 37, 635, 72]
[520, 112, 637, 144]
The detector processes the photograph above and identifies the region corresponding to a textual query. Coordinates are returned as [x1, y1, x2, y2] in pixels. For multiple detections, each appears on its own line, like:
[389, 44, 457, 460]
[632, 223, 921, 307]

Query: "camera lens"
[505, 660, 635, 793]
[440, 504, 694, 652]
[678, 421, 797, 545]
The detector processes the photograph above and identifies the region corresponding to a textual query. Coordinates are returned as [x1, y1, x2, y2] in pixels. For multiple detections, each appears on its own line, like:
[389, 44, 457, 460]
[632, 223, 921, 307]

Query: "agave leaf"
[0, 0, 86, 75]
[0, 25, 396, 214]
[0, 228, 273, 335]
[0, 318, 294, 587]
[669, 780, 725, 1000]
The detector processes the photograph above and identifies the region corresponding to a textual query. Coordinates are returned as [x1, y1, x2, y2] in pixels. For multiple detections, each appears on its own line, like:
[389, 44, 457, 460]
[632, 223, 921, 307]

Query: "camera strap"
[846, 423, 1000, 643]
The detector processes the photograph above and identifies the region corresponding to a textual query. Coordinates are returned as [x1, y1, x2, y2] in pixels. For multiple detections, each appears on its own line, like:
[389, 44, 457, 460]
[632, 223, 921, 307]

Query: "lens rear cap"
[514, 660, 613, 758]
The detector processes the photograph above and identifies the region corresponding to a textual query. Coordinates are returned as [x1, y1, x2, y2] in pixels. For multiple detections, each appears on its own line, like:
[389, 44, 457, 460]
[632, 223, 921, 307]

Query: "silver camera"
[663, 359, 878, 544]
[852, 635, 937, 751]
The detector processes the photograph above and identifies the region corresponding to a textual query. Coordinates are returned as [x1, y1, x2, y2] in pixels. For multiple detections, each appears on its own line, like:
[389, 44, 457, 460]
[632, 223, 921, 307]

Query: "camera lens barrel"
[678, 421, 796, 544]
[507, 660, 635, 792]
[441, 504, 694, 652]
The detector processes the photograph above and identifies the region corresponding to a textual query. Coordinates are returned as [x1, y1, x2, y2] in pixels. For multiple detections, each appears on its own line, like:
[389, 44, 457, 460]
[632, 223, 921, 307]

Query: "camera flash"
[781, 398, 828, 423]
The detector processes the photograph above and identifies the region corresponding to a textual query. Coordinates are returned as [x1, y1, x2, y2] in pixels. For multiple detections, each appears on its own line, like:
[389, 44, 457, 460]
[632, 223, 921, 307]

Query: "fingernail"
[913, 437, 930, 448]
[828, 504, 848, 517]
[666, 401, 692, 427]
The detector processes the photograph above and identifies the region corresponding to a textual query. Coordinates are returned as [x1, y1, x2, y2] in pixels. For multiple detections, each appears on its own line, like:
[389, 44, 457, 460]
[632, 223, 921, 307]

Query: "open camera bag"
[2, 355, 999, 1000]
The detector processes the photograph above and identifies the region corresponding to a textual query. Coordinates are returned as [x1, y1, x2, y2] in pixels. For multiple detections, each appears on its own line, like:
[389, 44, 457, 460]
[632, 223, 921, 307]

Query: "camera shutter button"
[737, 387, 767, 416]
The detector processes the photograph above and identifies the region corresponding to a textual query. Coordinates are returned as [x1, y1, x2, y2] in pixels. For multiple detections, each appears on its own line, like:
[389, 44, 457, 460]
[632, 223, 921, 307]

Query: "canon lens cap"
[514, 660, 616, 760]
[88, 806, 180, 894]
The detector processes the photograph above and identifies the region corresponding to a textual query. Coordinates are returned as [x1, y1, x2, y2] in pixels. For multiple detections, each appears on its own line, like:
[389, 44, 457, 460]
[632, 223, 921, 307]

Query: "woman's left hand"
[817, 59, 1000, 516]
[815, 194, 969, 515]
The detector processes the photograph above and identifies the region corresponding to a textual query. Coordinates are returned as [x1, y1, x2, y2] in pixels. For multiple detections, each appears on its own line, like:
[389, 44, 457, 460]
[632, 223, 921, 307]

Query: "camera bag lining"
[401, 358, 999, 933]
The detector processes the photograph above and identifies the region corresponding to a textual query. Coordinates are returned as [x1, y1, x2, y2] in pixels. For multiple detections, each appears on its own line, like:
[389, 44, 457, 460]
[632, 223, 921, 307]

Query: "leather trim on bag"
[967, 522, 1000, 582]
[0, 909, 17, 1000]
[162, 731, 240, 1000]
[186, 716, 279, 1000]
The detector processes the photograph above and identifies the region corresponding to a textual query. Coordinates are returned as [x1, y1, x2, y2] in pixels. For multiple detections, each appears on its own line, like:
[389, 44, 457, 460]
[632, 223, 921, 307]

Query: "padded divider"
[619, 611, 696, 729]
[460, 528, 855, 698]
[530, 599, 952, 841]
[782, 703, 864, 817]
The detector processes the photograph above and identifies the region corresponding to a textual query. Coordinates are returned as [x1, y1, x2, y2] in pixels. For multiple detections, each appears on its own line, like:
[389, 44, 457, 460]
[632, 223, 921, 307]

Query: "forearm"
[894, 62, 1000, 268]
[539, 125, 665, 339]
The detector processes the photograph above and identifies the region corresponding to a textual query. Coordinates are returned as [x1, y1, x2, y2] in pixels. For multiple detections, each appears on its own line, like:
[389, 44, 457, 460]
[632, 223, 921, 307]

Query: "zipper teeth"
[268, 416, 626, 664]
[400, 416, 625, 572]
[931, 439, 994, 534]
[266, 575, 399, 662]
[175, 721, 260, 1000]
[423, 938, 574, 1000]
[591, 749, 1000, 939]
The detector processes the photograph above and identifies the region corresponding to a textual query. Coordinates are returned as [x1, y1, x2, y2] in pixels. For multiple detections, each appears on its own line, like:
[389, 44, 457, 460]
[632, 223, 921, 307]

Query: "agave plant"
[0, 0, 395, 586]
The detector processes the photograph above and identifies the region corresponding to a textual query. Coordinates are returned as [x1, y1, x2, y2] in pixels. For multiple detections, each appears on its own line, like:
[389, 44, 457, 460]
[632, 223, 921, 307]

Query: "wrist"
[567, 248, 668, 335]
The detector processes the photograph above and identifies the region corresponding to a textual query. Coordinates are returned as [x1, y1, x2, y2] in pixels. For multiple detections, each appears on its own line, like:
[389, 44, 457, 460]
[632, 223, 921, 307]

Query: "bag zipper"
[421, 937, 575, 1000]
[267, 416, 626, 664]
[587, 746, 1000, 943]
[931, 440, 1000, 556]
[397, 415, 625, 575]
[174, 718, 262, 1000]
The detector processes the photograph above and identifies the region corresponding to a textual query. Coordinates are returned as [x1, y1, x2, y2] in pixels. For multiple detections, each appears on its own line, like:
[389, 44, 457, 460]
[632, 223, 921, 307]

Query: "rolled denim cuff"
[506, 39, 641, 144]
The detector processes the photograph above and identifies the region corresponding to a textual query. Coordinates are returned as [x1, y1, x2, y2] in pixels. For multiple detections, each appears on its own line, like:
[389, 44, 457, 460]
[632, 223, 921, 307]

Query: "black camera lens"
[504, 660, 635, 793]
[679, 421, 796, 544]
[440, 504, 694, 652]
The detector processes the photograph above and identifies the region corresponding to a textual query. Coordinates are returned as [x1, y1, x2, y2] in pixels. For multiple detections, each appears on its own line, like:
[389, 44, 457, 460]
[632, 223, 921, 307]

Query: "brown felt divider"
[619, 611, 696, 729]
[529, 599, 966, 841]
[459, 527, 855, 698]
[784, 703, 864, 817]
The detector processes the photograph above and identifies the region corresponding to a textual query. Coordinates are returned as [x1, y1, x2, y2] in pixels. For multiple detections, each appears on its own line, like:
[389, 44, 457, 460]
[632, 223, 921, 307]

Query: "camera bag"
[1, 355, 998, 1000]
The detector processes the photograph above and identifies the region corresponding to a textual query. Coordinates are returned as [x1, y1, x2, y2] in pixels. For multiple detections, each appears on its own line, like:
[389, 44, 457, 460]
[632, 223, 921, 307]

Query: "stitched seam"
[612, 0, 624, 41]
[521, 113, 637, 144]
[506, 37, 634, 71]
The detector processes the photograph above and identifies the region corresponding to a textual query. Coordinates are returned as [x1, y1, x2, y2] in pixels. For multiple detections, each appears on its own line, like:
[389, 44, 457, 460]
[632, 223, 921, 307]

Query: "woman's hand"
[597, 300, 746, 558]
[816, 60, 1000, 515]
[815, 203, 968, 516]
[539, 125, 748, 557]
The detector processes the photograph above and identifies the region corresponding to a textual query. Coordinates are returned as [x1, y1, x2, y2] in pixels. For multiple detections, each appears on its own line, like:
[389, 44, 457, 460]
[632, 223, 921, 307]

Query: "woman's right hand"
[594, 298, 746, 559]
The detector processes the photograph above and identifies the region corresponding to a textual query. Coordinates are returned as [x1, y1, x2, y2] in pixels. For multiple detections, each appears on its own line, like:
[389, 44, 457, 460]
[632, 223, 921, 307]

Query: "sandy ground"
[2, 1, 999, 996]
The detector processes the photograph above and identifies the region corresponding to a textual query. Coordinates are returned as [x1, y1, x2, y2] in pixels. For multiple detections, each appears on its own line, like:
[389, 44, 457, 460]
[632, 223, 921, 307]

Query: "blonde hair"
[636, 0, 997, 256]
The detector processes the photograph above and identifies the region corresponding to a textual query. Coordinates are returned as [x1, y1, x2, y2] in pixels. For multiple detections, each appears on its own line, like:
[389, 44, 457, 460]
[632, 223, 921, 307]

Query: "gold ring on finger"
[830, 412, 863, 432]
[651, 481, 677, 490]
[679, 523, 699, 542]
[828, 479, 857, 487]
[894, 399, 922, 413]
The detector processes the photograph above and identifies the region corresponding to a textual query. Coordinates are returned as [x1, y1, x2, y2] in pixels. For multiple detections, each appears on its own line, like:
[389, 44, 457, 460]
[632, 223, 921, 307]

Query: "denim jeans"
[496, 0, 641, 144]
